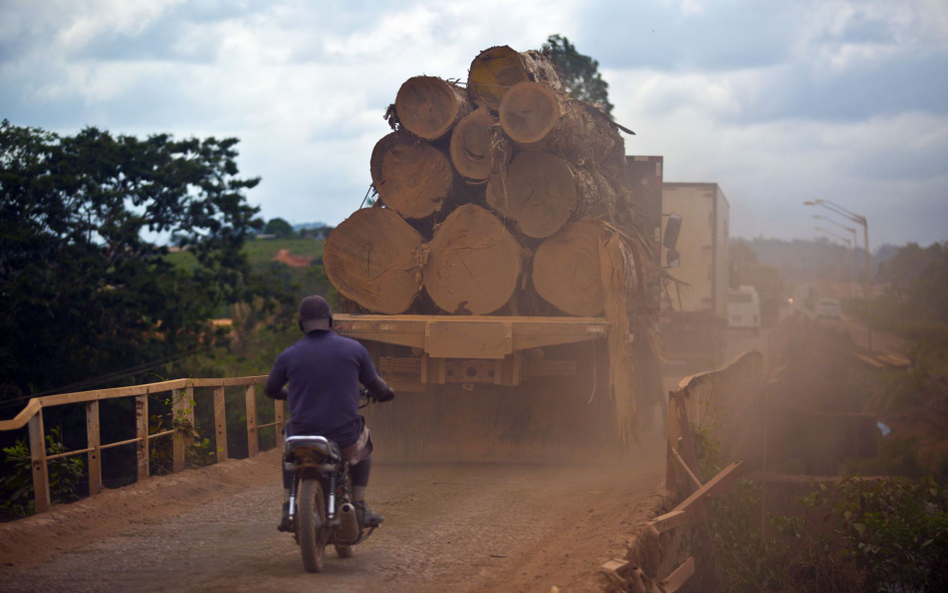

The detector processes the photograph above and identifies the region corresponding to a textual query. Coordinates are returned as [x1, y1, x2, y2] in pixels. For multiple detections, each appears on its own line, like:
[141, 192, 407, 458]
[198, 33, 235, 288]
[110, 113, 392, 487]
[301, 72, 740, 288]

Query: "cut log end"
[423, 204, 522, 314]
[395, 76, 470, 140]
[487, 151, 577, 239]
[467, 46, 530, 110]
[379, 142, 453, 219]
[532, 221, 606, 316]
[449, 106, 497, 181]
[324, 208, 424, 314]
[499, 82, 560, 144]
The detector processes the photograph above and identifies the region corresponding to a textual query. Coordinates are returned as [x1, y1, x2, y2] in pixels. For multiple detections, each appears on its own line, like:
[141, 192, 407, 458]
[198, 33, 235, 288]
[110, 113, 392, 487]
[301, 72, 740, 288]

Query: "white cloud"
[1, 0, 946, 246]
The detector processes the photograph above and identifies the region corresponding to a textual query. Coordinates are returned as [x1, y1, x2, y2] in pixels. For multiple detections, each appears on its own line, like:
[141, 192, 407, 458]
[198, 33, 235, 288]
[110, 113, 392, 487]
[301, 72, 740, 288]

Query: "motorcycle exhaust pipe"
[338, 503, 360, 543]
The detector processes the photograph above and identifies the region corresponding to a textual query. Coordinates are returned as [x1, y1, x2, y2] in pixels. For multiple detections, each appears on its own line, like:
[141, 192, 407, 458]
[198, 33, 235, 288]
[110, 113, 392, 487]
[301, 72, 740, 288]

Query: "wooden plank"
[146, 429, 175, 439]
[28, 411, 51, 513]
[647, 509, 687, 534]
[245, 384, 258, 457]
[672, 461, 745, 517]
[672, 447, 703, 490]
[47, 447, 94, 460]
[213, 386, 228, 462]
[674, 392, 701, 481]
[274, 398, 285, 450]
[0, 376, 266, 432]
[191, 376, 268, 388]
[600, 558, 629, 589]
[0, 399, 41, 432]
[135, 394, 149, 481]
[665, 392, 679, 491]
[656, 557, 695, 593]
[100, 436, 143, 450]
[86, 400, 102, 496]
[40, 379, 190, 408]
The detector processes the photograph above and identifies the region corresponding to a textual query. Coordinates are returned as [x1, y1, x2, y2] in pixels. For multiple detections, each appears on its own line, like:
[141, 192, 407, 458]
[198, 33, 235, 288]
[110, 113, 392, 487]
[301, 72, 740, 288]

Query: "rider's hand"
[376, 386, 395, 403]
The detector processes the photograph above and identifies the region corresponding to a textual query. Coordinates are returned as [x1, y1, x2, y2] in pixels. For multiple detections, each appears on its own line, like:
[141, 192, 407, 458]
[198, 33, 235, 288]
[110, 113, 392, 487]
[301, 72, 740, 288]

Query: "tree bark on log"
[370, 132, 454, 219]
[499, 82, 625, 170]
[324, 208, 424, 314]
[467, 46, 562, 110]
[423, 204, 523, 314]
[395, 76, 472, 140]
[532, 221, 606, 316]
[449, 106, 500, 181]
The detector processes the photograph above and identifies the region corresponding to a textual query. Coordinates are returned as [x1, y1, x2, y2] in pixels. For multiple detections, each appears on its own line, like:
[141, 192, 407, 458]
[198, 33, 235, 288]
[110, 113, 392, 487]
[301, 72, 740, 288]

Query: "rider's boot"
[354, 501, 384, 527]
[277, 502, 294, 532]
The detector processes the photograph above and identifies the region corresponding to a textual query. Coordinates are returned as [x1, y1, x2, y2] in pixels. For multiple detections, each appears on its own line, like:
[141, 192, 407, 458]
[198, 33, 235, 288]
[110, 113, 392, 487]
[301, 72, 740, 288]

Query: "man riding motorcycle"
[265, 295, 394, 532]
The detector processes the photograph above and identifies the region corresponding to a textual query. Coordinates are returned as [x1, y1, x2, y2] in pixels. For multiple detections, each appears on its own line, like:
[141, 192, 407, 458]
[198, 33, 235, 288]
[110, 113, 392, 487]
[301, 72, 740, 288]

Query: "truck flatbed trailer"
[334, 314, 610, 390]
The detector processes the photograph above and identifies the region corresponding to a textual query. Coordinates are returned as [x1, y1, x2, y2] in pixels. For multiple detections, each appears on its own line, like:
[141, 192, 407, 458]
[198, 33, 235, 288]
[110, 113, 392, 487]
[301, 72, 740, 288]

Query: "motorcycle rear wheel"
[334, 543, 354, 558]
[298, 478, 328, 573]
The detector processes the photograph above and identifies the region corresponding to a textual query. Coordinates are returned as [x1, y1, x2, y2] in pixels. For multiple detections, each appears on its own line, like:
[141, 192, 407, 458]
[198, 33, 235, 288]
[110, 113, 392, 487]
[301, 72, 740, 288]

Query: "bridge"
[0, 354, 764, 592]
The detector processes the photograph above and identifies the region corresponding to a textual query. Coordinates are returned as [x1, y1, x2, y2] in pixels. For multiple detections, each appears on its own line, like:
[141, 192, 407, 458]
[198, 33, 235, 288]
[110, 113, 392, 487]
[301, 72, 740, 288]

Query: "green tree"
[542, 34, 614, 116]
[264, 217, 294, 238]
[878, 241, 948, 322]
[0, 119, 264, 398]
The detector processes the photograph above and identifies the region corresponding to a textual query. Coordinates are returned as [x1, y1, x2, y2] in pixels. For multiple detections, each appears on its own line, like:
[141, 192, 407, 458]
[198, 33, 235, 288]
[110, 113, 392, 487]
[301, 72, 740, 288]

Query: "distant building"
[254, 234, 276, 240]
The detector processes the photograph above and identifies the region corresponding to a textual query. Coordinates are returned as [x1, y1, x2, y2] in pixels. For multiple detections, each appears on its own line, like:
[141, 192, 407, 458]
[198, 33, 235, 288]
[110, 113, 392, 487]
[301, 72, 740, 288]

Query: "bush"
[694, 420, 948, 593]
[0, 427, 85, 517]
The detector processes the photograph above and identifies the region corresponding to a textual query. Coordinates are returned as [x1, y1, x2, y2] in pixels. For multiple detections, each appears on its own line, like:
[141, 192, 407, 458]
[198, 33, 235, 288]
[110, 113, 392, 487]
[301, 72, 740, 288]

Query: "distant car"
[816, 298, 842, 320]
[728, 285, 761, 334]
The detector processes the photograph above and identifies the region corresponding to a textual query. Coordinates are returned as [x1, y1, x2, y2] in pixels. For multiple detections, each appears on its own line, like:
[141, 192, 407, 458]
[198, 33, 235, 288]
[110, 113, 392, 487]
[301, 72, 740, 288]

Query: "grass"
[163, 237, 325, 269]
[243, 237, 324, 266]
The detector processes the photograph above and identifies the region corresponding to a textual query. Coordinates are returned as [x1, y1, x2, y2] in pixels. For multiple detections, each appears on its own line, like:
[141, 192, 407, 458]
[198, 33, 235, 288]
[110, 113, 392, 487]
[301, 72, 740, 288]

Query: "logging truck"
[323, 46, 673, 459]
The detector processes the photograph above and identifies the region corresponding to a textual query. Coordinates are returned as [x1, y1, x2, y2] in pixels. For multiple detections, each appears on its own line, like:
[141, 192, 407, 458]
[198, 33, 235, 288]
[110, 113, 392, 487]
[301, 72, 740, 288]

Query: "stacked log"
[325, 44, 639, 318]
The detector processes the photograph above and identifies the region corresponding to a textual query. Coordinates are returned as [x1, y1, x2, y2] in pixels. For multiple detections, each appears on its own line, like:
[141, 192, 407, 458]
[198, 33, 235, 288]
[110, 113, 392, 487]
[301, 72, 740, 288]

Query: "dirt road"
[2, 440, 666, 593]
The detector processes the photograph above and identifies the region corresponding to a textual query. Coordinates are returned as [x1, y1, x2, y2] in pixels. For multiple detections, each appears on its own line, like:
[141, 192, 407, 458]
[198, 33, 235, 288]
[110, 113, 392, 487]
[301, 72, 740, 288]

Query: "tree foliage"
[0, 119, 264, 397]
[542, 34, 614, 116]
[264, 217, 294, 238]
[877, 241, 948, 323]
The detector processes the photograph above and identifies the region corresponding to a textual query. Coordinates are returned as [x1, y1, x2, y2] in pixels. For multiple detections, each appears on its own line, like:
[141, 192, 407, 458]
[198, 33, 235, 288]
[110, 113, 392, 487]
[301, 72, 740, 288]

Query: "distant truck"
[728, 285, 760, 334]
[660, 182, 730, 364]
[736, 263, 785, 326]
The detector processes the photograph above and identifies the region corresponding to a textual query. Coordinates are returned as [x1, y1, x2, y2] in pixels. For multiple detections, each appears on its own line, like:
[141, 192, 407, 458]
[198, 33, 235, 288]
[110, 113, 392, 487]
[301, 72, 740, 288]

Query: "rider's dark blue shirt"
[265, 330, 378, 449]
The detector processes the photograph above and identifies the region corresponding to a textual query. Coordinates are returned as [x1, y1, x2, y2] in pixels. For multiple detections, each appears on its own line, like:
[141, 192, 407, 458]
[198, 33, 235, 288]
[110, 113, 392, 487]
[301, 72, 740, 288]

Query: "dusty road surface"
[2, 440, 666, 593]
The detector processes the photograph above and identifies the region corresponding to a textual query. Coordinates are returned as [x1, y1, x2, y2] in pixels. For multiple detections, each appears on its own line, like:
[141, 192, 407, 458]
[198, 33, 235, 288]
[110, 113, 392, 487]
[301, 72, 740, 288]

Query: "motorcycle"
[281, 391, 383, 572]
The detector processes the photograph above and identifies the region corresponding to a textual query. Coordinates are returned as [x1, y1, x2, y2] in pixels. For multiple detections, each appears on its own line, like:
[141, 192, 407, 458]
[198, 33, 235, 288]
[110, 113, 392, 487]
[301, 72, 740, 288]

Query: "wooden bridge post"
[136, 394, 149, 481]
[172, 386, 194, 472]
[86, 401, 103, 495]
[245, 384, 258, 457]
[213, 385, 228, 462]
[666, 392, 679, 492]
[274, 397, 285, 450]
[28, 411, 51, 513]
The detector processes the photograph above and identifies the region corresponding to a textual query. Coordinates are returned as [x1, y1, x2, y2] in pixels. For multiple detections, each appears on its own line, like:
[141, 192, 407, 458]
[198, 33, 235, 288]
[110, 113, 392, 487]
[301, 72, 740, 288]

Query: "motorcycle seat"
[284, 435, 341, 462]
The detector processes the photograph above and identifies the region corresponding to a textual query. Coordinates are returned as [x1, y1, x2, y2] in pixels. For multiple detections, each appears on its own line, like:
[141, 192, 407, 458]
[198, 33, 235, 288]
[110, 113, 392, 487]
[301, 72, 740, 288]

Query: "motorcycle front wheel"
[298, 478, 328, 573]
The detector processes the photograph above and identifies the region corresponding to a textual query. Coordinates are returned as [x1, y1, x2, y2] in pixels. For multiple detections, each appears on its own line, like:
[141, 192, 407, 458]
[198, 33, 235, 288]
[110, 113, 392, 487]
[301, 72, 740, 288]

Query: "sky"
[1, 0, 947, 248]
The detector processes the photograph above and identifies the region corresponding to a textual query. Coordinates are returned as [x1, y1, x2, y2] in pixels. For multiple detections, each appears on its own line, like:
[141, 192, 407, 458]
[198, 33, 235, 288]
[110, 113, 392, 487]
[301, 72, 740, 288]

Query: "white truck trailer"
[661, 182, 730, 365]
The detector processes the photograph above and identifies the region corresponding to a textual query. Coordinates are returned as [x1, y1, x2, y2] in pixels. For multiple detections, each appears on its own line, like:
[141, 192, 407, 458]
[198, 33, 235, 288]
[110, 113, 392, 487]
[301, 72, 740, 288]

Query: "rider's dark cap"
[298, 295, 332, 332]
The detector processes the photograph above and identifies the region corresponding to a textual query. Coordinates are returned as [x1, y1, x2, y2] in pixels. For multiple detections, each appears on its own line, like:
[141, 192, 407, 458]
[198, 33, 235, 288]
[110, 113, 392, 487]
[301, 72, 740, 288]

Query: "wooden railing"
[601, 351, 762, 592]
[0, 376, 283, 514]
